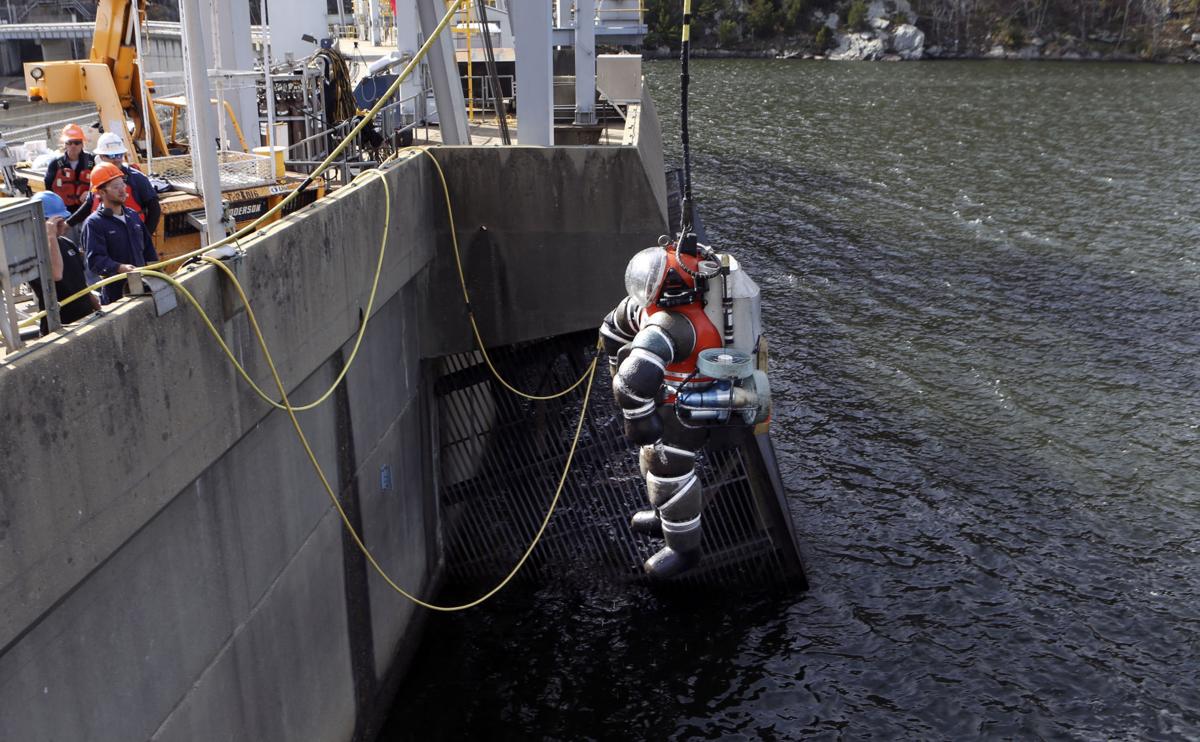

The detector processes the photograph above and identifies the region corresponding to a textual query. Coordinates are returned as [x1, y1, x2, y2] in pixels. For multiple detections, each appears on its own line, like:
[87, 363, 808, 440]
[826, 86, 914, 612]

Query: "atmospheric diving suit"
[601, 235, 770, 579]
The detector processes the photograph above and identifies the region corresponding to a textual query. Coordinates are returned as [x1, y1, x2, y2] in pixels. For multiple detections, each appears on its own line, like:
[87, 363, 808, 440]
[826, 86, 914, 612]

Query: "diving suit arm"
[613, 317, 691, 445]
[612, 336, 666, 444]
[600, 295, 642, 374]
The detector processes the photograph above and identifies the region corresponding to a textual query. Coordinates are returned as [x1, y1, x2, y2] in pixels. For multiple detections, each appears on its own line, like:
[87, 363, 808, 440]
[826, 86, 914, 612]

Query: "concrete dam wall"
[0, 99, 667, 740]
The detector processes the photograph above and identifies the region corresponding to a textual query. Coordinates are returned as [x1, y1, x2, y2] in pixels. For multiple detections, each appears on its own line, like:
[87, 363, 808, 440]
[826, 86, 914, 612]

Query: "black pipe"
[475, 0, 512, 145]
[678, 1, 697, 255]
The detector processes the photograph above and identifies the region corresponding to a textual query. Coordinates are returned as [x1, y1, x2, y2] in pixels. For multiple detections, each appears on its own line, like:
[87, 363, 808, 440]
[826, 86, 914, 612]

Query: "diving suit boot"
[643, 545, 700, 579]
[644, 513, 702, 578]
[630, 509, 663, 537]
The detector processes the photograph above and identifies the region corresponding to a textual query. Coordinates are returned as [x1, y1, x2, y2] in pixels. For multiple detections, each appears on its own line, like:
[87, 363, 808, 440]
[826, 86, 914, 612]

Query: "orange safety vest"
[51, 154, 94, 209]
[644, 247, 723, 391]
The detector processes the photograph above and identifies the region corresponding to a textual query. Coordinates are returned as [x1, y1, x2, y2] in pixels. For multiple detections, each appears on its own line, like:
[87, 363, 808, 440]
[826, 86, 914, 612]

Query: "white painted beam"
[416, 0, 468, 145]
[368, 0, 382, 44]
[202, 0, 260, 148]
[510, 0, 552, 145]
[394, 0, 421, 123]
[574, 0, 596, 125]
[264, 0, 326, 65]
[179, 0, 226, 245]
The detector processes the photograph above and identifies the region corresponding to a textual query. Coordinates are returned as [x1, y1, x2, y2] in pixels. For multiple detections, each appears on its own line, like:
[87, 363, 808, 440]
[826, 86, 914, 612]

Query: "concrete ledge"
[0, 91, 669, 740]
[420, 144, 667, 357]
[0, 154, 437, 653]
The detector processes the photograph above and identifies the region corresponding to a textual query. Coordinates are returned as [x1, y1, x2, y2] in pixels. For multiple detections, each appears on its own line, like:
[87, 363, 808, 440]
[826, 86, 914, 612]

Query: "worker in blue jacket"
[82, 161, 158, 305]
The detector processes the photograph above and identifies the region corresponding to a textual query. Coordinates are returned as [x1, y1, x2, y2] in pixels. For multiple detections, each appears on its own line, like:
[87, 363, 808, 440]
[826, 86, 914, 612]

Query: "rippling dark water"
[385, 60, 1200, 739]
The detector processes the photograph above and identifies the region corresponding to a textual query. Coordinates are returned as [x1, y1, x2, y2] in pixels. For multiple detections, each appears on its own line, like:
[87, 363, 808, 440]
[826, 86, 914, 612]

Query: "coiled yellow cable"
[122, 255, 597, 612]
[418, 147, 595, 401]
[202, 254, 600, 611]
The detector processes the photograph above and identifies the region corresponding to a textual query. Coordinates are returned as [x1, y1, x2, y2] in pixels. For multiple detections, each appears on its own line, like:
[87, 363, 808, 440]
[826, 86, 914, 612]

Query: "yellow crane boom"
[24, 0, 168, 161]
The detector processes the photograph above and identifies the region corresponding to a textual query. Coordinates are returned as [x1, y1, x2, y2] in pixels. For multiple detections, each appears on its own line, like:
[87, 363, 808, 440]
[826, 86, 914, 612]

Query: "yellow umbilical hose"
[99, 160, 600, 611]
[201, 252, 600, 612]
[14, 0, 606, 609]
[419, 147, 594, 401]
[122, 250, 598, 611]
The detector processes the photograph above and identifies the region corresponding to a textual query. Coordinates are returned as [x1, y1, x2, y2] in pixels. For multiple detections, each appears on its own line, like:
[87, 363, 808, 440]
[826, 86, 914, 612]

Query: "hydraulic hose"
[678, 0, 695, 239]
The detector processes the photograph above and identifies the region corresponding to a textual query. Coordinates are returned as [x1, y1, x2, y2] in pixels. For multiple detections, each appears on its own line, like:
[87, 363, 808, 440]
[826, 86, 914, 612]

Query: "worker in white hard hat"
[67, 131, 161, 240]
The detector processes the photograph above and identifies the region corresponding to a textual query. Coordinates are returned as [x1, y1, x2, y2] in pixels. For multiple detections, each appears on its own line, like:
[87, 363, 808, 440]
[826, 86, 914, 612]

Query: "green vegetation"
[718, 18, 740, 46]
[781, 0, 810, 32]
[748, 0, 779, 37]
[815, 24, 832, 50]
[995, 18, 1024, 48]
[913, 0, 1200, 55]
[643, 0, 679, 48]
[846, 0, 868, 31]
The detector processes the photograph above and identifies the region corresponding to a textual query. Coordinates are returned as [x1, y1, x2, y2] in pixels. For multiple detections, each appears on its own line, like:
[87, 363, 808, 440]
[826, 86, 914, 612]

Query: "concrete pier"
[0, 92, 665, 741]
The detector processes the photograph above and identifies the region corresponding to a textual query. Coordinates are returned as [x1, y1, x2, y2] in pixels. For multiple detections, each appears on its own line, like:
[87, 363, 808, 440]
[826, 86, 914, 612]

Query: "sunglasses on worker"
[66, 139, 83, 145]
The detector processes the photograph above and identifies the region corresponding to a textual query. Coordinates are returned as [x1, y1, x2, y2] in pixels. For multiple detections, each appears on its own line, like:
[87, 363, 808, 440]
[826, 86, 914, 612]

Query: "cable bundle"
[312, 47, 357, 127]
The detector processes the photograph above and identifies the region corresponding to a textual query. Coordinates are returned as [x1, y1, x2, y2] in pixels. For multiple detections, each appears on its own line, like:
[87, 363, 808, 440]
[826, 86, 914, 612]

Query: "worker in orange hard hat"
[67, 131, 161, 239]
[43, 124, 95, 210]
[81, 161, 158, 305]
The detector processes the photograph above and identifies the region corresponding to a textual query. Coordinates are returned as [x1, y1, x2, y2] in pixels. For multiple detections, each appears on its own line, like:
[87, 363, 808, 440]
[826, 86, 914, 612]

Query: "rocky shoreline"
[642, 43, 1200, 64]
[640, 0, 1200, 65]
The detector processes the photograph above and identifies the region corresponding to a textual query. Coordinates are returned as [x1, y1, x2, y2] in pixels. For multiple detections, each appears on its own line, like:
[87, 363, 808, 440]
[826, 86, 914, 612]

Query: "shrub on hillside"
[846, 0, 868, 30]
[815, 24, 832, 49]
[995, 19, 1025, 47]
[782, 0, 809, 31]
[748, 0, 779, 37]
[718, 19, 740, 46]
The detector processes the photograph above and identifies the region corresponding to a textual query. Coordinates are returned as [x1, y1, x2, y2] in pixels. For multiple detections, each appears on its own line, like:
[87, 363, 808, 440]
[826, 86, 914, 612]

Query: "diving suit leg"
[631, 443, 695, 538]
[630, 510, 664, 537]
[631, 445, 662, 535]
[644, 469, 703, 578]
[640, 439, 703, 578]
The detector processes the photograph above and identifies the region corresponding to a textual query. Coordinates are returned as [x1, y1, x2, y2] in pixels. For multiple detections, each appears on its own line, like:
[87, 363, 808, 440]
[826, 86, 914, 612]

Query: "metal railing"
[6, 0, 94, 24]
[555, 1, 646, 26]
[280, 88, 430, 186]
[462, 74, 513, 118]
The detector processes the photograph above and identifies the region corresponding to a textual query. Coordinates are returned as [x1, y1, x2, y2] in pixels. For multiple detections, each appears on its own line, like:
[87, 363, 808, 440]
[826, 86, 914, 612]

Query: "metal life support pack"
[673, 248, 771, 427]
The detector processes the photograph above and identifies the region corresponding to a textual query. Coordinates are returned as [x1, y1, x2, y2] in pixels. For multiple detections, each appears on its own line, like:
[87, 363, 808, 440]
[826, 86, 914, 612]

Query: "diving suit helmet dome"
[624, 246, 668, 307]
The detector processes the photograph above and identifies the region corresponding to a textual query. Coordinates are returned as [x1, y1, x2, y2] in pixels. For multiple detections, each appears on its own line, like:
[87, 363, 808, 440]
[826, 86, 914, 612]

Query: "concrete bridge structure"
[0, 90, 666, 741]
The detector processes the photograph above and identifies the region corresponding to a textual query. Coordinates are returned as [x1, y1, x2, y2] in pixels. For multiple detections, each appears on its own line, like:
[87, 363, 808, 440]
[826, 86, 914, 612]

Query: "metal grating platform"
[433, 329, 806, 590]
[150, 151, 274, 193]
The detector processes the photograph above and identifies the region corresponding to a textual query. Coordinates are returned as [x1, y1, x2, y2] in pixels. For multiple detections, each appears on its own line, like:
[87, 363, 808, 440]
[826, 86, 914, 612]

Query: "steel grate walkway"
[433, 329, 806, 590]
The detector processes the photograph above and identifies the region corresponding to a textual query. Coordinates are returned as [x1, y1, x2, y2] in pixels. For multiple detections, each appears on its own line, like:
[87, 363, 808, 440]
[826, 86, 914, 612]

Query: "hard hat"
[61, 123, 86, 142]
[94, 132, 128, 156]
[90, 161, 126, 191]
[32, 191, 71, 220]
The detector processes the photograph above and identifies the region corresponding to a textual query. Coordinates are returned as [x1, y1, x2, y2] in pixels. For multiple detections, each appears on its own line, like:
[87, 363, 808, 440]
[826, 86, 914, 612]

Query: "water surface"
[387, 59, 1200, 740]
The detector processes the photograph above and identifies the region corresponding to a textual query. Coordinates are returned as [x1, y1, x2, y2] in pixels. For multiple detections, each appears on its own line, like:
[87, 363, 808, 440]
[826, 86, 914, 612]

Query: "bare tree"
[1020, 0, 1051, 36]
[1117, 0, 1134, 46]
